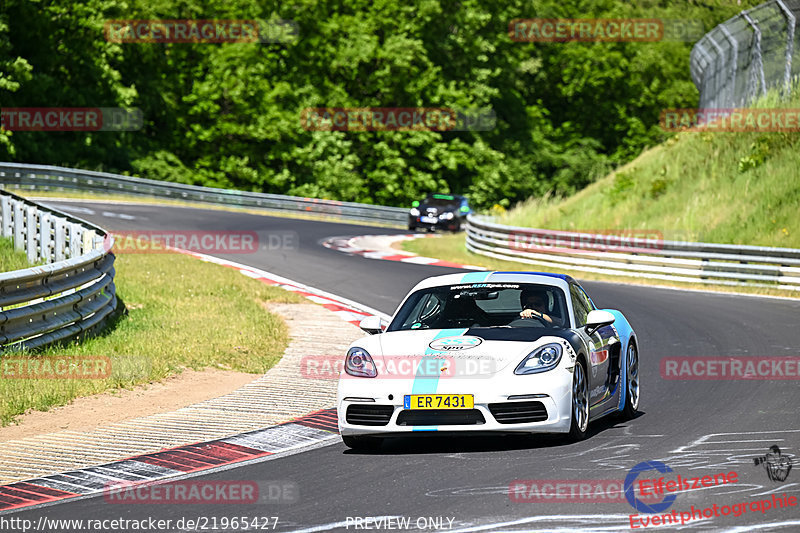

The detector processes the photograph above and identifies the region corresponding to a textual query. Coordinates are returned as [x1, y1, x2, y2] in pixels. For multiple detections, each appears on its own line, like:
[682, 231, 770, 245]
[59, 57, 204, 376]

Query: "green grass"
[0, 251, 303, 426]
[0, 237, 35, 271]
[403, 88, 800, 298]
[498, 90, 800, 248]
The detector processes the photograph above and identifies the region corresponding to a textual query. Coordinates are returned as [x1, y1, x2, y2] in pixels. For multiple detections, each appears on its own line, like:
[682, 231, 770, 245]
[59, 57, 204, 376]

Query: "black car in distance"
[408, 194, 471, 232]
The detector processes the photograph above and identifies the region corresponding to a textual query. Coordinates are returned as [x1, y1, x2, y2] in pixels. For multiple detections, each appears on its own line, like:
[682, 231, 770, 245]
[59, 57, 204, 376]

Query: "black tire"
[619, 341, 640, 420]
[408, 224, 416, 231]
[568, 358, 589, 442]
[342, 435, 383, 451]
[451, 220, 462, 232]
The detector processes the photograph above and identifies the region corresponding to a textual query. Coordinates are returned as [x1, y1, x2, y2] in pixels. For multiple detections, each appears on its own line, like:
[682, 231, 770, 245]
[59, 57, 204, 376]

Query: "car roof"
[409, 271, 575, 292]
[423, 194, 466, 201]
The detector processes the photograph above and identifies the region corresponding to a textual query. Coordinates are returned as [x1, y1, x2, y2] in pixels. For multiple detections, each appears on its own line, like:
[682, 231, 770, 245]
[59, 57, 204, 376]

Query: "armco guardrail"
[0, 190, 118, 350]
[691, 0, 800, 109]
[466, 215, 800, 291]
[0, 162, 407, 225]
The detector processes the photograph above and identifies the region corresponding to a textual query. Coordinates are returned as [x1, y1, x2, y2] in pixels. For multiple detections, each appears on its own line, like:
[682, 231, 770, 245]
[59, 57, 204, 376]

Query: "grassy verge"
[404, 89, 799, 298]
[498, 90, 800, 248]
[0, 237, 34, 271]
[0, 250, 303, 426]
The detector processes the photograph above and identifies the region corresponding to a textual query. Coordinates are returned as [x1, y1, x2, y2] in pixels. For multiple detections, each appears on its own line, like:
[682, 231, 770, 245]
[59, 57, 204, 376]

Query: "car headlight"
[409, 208, 420, 216]
[515, 343, 563, 375]
[439, 212, 454, 220]
[345, 347, 377, 378]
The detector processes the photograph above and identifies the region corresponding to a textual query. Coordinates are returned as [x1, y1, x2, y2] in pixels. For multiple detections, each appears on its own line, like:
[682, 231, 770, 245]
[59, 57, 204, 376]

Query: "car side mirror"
[584, 310, 615, 336]
[359, 316, 386, 335]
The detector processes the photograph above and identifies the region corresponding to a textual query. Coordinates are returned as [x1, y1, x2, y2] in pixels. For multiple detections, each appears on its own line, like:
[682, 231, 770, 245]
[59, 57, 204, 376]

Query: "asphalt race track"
[8, 200, 800, 532]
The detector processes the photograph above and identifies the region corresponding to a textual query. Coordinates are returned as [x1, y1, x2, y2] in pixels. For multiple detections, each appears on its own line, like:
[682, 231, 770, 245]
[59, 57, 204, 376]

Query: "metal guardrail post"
[1, 196, 10, 238]
[720, 26, 739, 108]
[54, 217, 66, 262]
[743, 11, 768, 104]
[25, 205, 37, 263]
[13, 201, 24, 252]
[776, 0, 796, 96]
[40, 213, 53, 263]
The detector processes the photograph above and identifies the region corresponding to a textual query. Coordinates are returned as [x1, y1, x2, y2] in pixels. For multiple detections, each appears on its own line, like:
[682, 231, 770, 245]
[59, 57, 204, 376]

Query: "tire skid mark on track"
[0, 409, 338, 513]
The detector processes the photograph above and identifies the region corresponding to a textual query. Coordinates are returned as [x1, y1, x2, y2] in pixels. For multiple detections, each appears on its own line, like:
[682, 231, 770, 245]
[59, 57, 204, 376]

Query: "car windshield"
[387, 282, 569, 331]
[422, 196, 459, 208]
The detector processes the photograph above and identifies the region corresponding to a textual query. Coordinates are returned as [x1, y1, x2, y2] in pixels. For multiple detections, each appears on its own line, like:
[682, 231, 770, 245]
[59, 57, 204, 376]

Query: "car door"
[570, 283, 617, 406]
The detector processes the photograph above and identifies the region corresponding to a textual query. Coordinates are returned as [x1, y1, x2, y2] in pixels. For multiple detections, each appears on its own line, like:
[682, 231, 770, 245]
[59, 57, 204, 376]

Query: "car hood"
[360, 328, 571, 376]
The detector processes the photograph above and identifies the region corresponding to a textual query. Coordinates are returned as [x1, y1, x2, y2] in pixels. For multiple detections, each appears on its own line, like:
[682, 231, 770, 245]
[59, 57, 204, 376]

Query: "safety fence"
[0, 190, 118, 350]
[691, 0, 800, 109]
[0, 162, 407, 225]
[466, 215, 800, 291]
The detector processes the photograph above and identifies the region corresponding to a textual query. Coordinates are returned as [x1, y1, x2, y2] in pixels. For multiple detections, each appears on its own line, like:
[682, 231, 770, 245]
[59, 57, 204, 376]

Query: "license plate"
[404, 394, 473, 410]
[420, 216, 437, 224]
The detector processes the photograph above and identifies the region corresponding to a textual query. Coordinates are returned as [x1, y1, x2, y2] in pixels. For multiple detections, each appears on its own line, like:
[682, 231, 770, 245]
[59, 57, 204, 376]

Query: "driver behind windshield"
[519, 289, 561, 326]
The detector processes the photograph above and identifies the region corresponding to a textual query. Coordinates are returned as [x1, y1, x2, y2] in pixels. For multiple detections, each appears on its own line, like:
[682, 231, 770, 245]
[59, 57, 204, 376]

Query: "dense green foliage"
[0, 0, 762, 209]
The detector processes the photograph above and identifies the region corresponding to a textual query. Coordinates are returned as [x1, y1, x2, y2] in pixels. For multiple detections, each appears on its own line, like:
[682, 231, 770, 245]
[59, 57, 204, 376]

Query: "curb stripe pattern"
[0, 408, 338, 513]
[322, 235, 486, 271]
[176, 248, 384, 326]
[0, 247, 373, 513]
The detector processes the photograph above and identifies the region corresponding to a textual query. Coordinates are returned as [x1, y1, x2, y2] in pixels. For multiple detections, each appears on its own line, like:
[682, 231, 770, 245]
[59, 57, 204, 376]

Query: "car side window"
[570, 284, 590, 327]
[576, 285, 595, 312]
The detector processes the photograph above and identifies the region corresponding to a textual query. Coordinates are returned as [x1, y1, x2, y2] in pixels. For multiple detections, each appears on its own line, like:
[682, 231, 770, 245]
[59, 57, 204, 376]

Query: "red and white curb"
[0, 250, 383, 513]
[323, 234, 486, 270]
[0, 409, 337, 513]
[177, 248, 390, 325]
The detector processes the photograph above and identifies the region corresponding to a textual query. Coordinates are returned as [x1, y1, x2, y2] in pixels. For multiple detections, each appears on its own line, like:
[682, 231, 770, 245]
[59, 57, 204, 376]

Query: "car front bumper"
[337, 366, 574, 436]
[409, 215, 460, 230]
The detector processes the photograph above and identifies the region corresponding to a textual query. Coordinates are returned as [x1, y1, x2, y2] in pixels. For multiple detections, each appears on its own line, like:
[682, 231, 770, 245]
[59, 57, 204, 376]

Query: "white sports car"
[337, 271, 640, 449]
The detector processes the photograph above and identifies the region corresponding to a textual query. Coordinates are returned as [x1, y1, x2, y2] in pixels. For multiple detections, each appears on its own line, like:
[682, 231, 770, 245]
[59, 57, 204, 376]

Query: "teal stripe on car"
[460, 271, 492, 283]
[410, 328, 468, 432]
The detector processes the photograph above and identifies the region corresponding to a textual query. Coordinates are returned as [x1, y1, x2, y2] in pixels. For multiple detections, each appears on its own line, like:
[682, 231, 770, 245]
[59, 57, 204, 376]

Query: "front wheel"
[619, 342, 640, 420]
[342, 435, 383, 451]
[568, 359, 589, 441]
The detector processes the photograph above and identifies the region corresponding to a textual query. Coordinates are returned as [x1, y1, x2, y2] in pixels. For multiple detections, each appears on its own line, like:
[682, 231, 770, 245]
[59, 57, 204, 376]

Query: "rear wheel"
[619, 342, 640, 420]
[342, 435, 383, 451]
[568, 358, 589, 442]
